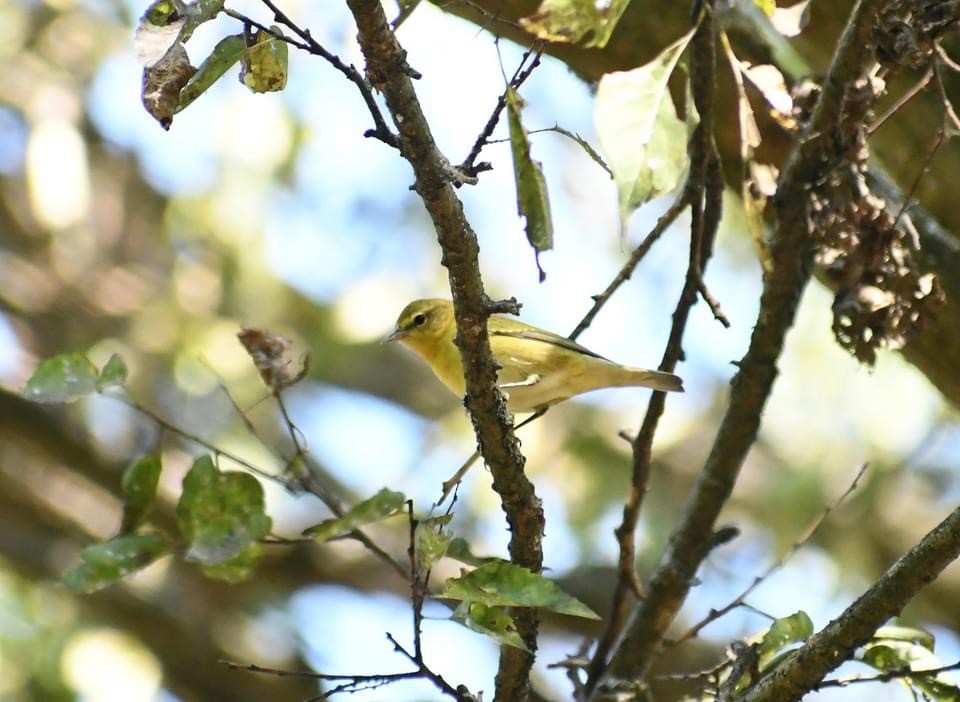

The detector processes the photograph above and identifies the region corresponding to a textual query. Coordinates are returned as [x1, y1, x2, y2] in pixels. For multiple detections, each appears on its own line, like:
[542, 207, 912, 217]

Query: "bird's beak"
[382, 327, 407, 345]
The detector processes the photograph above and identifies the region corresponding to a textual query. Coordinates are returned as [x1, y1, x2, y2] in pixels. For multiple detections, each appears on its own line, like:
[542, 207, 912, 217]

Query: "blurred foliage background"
[1, 0, 959, 700]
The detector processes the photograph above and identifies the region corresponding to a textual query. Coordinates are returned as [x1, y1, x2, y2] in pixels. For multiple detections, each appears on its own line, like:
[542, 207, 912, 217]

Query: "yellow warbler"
[385, 299, 683, 413]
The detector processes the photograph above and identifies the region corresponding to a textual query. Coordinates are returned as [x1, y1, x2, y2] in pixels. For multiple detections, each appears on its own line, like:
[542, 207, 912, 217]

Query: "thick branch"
[743, 504, 960, 702]
[343, 2, 543, 699]
[600, 0, 887, 687]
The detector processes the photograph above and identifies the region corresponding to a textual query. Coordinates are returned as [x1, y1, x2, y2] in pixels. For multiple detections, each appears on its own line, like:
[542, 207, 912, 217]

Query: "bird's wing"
[488, 317, 610, 361]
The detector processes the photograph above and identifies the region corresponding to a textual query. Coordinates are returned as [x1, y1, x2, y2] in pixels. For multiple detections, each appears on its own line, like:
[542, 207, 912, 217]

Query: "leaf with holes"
[177, 455, 271, 582]
[240, 27, 288, 93]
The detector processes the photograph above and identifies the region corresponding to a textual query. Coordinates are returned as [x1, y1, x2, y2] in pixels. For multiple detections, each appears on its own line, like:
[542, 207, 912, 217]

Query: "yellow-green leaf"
[241, 27, 288, 93]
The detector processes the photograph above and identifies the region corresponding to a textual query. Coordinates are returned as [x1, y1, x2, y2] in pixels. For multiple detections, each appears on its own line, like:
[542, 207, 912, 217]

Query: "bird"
[384, 298, 683, 413]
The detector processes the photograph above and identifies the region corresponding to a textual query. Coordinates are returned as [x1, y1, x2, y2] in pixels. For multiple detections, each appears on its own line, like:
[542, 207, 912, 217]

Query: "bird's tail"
[613, 365, 685, 393]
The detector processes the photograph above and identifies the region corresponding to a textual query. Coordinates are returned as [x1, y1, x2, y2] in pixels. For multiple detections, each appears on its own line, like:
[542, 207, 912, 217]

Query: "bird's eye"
[413, 313, 427, 327]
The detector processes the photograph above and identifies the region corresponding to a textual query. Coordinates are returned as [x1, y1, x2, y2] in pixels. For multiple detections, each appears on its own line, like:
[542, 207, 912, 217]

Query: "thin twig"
[226, 1, 400, 147]
[569, 193, 689, 341]
[584, 9, 721, 692]
[866, 66, 933, 136]
[600, 0, 889, 687]
[459, 45, 544, 177]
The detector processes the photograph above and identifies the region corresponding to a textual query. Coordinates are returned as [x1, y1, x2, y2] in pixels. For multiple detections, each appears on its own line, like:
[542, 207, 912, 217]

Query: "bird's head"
[383, 298, 455, 355]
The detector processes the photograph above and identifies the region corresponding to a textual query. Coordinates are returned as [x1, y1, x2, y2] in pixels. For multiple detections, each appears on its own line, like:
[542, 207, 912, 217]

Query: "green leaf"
[520, 0, 632, 49]
[506, 87, 553, 282]
[176, 34, 246, 112]
[595, 28, 696, 228]
[446, 537, 497, 567]
[862, 639, 960, 701]
[240, 27, 288, 93]
[62, 533, 172, 594]
[451, 601, 530, 651]
[304, 488, 405, 542]
[24, 353, 98, 404]
[176, 456, 271, 582]
[757, 610, 813, 664]
[120, 453, 162, 533]
[414, 516, 452, 571]
[441, 560, 600, 619]
[96, 353, 128, 391]
[752, 0, 775, 17]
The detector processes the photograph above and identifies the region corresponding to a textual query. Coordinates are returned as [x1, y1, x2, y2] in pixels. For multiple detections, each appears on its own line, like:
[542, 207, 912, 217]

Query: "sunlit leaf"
[595, 28, 696, 228]
[62, 533, 172, 593]
[441, 560, 600, 619]
[304, 488, 405, 542]
[862, 637, 960, 701]
[120, 453, 162, 533]
[757, 610, 813, 664]
[520, 0, 632, 49]
[177, 34, 246, 112]
[24, 353, 98, 404]
[506, 87, 553, 282]
[415, 515, 452, 571]
[176, 455, 271, 582]
[96, 353, 128, 391]
[142, 43, 196, 130]
[874, 625, 936, 650]
[451, 601, 530, 651]
[240, 27, 288, 93]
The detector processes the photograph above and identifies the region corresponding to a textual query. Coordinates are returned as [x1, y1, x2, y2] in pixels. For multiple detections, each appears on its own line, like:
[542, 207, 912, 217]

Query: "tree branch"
[342, 2, 543, 699]
[597, 0, 888, 689]
[743, 503, 960, 701]
[584, 4, 724, 692]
